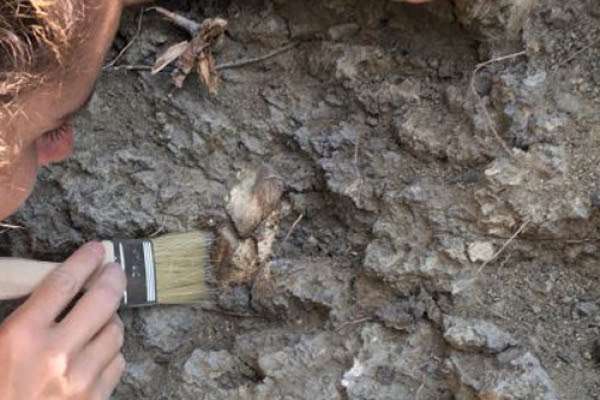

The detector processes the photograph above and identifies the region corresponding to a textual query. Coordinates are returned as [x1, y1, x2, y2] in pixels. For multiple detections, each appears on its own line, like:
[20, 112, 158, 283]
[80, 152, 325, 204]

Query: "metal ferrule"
[109, 239, 157, 307]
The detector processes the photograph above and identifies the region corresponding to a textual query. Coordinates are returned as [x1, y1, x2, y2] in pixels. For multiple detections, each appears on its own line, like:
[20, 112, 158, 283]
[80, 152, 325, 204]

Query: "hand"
[0, 242, 127, 400]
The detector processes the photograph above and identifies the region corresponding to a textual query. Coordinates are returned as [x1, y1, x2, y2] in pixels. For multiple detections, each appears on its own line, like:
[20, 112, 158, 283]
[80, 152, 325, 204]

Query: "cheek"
[0, 145, 38, 221]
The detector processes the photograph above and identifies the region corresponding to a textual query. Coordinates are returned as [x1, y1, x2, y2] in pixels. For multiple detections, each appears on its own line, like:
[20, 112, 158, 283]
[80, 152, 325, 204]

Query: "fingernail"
[105, 262, 127, 289]
[105, 262, 123, 273]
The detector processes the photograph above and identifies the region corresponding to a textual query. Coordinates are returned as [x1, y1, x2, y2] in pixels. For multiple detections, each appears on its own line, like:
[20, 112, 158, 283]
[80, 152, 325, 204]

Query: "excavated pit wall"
[2, 0, 600, 398]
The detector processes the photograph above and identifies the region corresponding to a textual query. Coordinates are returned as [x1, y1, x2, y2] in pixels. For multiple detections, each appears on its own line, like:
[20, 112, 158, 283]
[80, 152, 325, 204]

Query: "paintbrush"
[0, 231, 212, 306]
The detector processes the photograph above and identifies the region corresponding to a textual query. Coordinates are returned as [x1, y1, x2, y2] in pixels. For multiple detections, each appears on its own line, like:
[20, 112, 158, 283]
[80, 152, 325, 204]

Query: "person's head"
[0, 0, 143, 221]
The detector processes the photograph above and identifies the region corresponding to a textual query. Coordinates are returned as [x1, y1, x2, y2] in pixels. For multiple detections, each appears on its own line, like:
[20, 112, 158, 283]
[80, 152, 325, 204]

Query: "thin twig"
[352, 130, 364, 207]
[485, 233, 600, 244]
[474, 220, 529, 276]
[104, 9, 145, 70]
[283, 213, 304, 243]
[497, 252, 513, 269]
[453, 220, 529, 294]
[415, 382, 426, 400]
[105, 64, 152, 72]
[436, 227, 600, 245]
[148, 226, 165, 238]
[200, 307, 267, 319]
[151, 6, 201, 35]
[470, 50, 527, 156]
[473, 51, 527, 72]
[553, 37, 600, 71]
[216, 42, 298, 70]
[105, 43, 299, 74]
[335, 317, 373, 332]
[0, 223, 24, 230]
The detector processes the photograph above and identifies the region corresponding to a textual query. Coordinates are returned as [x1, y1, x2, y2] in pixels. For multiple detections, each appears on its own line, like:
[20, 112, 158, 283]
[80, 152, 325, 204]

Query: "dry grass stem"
[152, 6, 200, 35]
[553, 37, 600, 71]
[475, 220, 529, 276]
[335, 317, 373, 332]
[216, 42, 298, 70]
[0, 223, 24, 229]
[105, 42, 299, 74]
[453, 220, 529, 294]
[351, 130, 364, 207]
[283, 213, 304, 243]
[105, 64, 152, 72]
[104, 8, 145, 70]
[200, 307, 267, 319]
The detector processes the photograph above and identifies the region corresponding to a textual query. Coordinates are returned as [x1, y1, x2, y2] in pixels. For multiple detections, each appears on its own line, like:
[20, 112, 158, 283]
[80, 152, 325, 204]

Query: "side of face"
[0, 0, 127, 221]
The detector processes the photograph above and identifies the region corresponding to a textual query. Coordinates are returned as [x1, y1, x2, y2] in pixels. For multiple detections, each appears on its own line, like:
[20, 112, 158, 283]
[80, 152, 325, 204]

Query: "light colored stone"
[467, 241, 496, 263]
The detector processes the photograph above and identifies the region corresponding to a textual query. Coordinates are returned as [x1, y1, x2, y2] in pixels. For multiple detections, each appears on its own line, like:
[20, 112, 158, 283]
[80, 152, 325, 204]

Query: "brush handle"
[0, 242, 115, 301]
[0, 258, 61, 300]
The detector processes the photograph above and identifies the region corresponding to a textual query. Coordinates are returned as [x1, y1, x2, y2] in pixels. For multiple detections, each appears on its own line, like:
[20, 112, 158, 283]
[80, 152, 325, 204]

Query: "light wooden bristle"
[151, 231, 212, 304]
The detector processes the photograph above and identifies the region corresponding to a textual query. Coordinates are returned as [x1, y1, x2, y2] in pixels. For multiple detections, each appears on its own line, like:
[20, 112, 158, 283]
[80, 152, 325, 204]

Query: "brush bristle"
[151, 231, 212, 304]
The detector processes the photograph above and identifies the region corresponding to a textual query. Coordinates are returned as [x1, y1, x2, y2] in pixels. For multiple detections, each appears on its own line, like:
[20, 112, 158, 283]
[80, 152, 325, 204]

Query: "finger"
[59, 263, 126, 351]
[17, 242, 106, 326]
[68, 315, 124, 384]
[95, 353, 126, 400]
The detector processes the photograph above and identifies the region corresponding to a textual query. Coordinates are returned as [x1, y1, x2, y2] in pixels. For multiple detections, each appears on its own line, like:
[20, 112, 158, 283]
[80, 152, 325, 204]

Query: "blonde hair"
[1, 0, 79, 99]
[0, 0, 80, 169]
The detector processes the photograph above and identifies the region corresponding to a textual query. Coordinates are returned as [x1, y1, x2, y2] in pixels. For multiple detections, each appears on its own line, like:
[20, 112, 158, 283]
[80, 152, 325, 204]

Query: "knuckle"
[44, 268, 78, 298]
[42, 347, 70, 377]
[0, 322, 27, 346]
[67, 371, 92, 395]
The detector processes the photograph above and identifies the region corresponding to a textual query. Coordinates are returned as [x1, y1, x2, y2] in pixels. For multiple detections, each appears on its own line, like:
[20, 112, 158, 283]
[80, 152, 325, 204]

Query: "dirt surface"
[3, 0, 600, 398]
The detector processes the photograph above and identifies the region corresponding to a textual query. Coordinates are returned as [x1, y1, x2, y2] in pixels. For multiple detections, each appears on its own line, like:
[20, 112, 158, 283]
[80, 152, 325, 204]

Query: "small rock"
[375, 303, 414, 331]
[122, 357, 163, 396]
[453, 0, 535, 41]
[179, 349, 254, 398]
[252, 258, 354, 321]
[556, 92, 582, 114]
[448, 348, 559, 400]
[138, 307, 194, 352]
[467, 241, 496, 263]
[327, 23, 360, 41]
[217, 285, 252, 313]
[342, 323, 449, 400]
[443, 316, 517, 353]
[445, 85, 464, 112]
[574, 301, 599, 318]
[254, 333, 349, 400]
